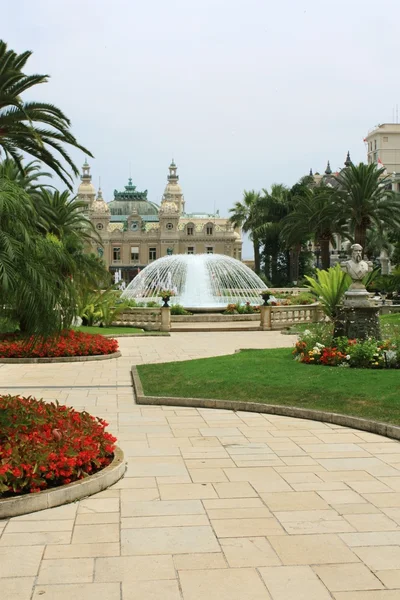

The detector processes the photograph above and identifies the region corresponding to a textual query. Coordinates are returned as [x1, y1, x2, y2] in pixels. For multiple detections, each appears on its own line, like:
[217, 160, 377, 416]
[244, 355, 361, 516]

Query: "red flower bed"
[0, 396, 117, 496]
[0, 329, 118, 358]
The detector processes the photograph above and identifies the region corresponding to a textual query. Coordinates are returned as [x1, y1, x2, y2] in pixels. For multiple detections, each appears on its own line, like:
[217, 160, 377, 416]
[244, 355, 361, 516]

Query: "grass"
[75, 326, 144, 335]
[380, 312, 400, 325]
[137, 347, 400, 425]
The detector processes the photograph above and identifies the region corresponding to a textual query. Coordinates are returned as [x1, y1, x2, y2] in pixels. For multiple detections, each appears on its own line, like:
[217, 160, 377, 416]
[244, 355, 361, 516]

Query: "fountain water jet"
[121, 254, 266, 311]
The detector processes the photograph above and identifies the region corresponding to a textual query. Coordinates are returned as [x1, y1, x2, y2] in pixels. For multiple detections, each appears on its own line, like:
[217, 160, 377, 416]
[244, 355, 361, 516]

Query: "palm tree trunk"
[253, 239, 261, 274]
[271, 252, 278, 284]
[354, 224, 367, 251]
[320, 239, 331, 270]
[289, 245, 300, 282]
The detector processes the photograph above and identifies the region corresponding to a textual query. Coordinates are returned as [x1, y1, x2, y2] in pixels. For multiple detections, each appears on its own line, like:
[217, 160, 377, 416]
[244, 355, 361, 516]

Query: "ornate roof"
[107, 178, 159, 217]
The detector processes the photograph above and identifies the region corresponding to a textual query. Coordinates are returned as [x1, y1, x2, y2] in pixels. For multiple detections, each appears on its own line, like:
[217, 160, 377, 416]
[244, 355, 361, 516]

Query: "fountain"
[121, 254, 266, 311]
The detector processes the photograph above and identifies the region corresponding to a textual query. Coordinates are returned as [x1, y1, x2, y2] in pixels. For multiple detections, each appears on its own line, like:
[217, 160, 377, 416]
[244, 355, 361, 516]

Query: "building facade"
[77, 160, 242, 281]
[364, 123, 400, 193]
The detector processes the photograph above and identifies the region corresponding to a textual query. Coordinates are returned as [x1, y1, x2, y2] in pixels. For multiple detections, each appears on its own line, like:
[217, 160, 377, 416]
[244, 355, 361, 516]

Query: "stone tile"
[213, 482, 258, 498]
[0, 546, 44, 577]
[32, 583, 121, 600]
[121, 515, 209, 528]
[211, 518, 285, 537]
[78, 498, 120, 513]
[268, 534, 358, 565]
[203, 497, 265, 509]
[185, 459, 236, 468]
[11, 504, 77, 520]
[72, 524, 119, 544]
[379, 477, 400, 492]
[122, 526, 219, 555]
[347, 480, 393, 493]
[159, 483, 218, 500]
[5, 519, 74, 533]
[221, 537, 281, 567]
[333, 503, 381, 515]
[207, 507, 272, 519]
[340, 531, 400, 547]
[174, 552, 227, 570]
[75, 512, 120, 525]
[123, 579, 182, 600]
[332, 592, 400, 599]
[363, 493, 400, 507]
[110, 476, 157, 489]
[0, 531, 72, 546]
[317, 490, 367, 505]
[37, 557, 94, 585]
[314, 563, 384, 592]
[259, 565, 332, 599]
[121, 499, 205, 517]
[261, 492, 329, 511]
[95, 555, 175, 581]
[44, 543, 120, 559]
[189, 468, 228, 483]
[0, 577, 34, 600]
[179, 568, 271, 600]
[121, 488, 160, 501]
[344, 513, 399, 532]
[375, 569, 400, 589]
[353, 546, 400, 570]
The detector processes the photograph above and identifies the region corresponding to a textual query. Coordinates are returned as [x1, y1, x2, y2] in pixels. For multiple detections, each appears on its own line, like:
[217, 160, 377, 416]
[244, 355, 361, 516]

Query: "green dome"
[108, 178, 159, 217]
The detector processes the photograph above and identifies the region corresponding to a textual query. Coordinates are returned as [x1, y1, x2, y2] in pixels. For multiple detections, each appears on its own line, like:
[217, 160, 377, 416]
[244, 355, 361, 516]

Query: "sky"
[3, 0, 400, 257]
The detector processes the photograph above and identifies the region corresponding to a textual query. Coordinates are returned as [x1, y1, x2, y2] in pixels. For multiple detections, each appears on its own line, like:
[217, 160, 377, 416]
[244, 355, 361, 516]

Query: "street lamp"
[308, 241, 321, 268]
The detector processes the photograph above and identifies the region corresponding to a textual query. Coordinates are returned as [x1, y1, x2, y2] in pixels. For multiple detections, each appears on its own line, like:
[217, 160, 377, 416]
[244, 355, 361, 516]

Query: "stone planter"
[0, 447, 126, 519]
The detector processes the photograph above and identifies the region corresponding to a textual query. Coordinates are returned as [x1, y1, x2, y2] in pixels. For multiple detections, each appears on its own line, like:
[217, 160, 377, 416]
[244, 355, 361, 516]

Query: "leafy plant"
[305, 264, 352, 320]
[170, 304, 191, 315]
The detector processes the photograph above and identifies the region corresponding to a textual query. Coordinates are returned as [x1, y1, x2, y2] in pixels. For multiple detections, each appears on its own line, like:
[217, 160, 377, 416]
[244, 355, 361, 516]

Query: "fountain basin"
[121, 254, 266, 310]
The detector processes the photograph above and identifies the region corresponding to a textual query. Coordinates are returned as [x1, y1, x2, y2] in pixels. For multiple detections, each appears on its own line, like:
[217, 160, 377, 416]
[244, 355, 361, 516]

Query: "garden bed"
[0, 329, 119, 360]
[0, 395, 118, 498]
[136, 348, 400, 425]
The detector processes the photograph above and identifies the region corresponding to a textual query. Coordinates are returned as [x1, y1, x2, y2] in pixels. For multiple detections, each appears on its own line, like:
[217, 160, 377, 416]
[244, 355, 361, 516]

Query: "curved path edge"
[0, 351, 121, 363]
[0, 447, 126, 519]
[131, 365, 400, 442]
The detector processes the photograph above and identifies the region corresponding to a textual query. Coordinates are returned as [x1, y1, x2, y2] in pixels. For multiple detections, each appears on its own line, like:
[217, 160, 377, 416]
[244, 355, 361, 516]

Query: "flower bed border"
[0, 351, 121, 363]
[131, 358, 400, 443]
[0, 446, 125, 519]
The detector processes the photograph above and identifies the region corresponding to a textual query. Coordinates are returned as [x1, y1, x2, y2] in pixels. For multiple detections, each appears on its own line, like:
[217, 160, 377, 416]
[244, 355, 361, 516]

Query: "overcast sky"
[4, 0, 400, 257]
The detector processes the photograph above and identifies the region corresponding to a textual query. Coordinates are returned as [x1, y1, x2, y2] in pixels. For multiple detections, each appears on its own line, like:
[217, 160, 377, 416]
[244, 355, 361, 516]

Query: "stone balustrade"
[260, 303, 324, 330]
[113, 307, 171, 331]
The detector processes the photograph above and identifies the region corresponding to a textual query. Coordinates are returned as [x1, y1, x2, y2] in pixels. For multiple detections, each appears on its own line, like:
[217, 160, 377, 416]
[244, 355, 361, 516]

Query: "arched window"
[206, 223, 213, 235]
[186, 223, 194, 235]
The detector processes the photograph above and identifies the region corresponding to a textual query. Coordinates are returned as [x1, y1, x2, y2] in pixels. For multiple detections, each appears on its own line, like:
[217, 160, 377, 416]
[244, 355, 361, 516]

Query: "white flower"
[315, 342, 325, 349]
[346, 355, 350, 360]
[303, 330, 311, 336]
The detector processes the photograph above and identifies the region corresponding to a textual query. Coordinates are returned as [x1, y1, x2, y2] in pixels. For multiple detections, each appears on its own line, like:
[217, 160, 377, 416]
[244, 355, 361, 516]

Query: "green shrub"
[305, 264, 351, 320]
[170, 304, 191, 315]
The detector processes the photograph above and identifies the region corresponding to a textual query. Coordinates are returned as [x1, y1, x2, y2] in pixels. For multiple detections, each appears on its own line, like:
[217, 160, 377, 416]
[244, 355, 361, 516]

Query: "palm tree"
[229, 190, 262, 274]
[334, 163, 400, 250]
[281, 185, 347, 271]
[0, 40, 93, 188]
[257, 184, 290, 282]
[36, 189, 100, 245]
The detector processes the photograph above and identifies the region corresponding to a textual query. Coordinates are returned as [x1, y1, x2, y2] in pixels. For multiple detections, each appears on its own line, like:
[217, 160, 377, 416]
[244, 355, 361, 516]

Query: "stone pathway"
[1, 332, 400, 599]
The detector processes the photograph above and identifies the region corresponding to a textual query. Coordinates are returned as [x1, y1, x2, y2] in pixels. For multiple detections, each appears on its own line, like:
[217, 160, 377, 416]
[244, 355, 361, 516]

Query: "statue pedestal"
[342, 305, 381, 340]
[343, 282, 371, 307]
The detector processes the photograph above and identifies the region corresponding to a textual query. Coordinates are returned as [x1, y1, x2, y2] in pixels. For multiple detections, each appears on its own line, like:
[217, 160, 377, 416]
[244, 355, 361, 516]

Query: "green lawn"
[75, 326, 144, 335]
[380, 312, 400, 325]
[137, 348, 400, 425]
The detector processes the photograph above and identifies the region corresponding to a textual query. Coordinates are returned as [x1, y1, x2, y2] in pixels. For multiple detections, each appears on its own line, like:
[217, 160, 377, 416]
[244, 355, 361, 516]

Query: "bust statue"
[341, 244, 372, 282]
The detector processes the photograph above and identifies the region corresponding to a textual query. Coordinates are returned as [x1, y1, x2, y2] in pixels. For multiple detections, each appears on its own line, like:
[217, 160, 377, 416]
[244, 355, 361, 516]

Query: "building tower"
[77, 160, 96, 212]
[161, 159, 185, 214]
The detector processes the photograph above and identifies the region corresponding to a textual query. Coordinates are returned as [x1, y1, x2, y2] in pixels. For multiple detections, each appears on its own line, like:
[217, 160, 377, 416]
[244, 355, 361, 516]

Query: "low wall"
[261, 303, 324, 330]
[269, 288, 309, 296]
[113, 307, 170, 331]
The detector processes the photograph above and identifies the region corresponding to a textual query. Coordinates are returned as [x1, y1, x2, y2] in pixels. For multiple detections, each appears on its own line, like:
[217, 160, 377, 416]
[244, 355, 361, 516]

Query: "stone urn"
[161, 295, 171, 308]
[261, 292, 271, 306]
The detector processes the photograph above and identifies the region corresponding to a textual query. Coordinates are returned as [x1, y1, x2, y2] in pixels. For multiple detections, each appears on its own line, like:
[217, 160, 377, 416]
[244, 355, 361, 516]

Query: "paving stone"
[32, 583, 121, 600]
[352, 546, 400, 570]
[179, 568, 271, 600]
[268, 534, 359, 565]
[159, 483, 218, 500]
[220, 537, 281, 567]
[37, 558, 94, 584]
[173, 552, 227, 570]
[0, 577, 34, 600]
[95, 555, 175, 581]
[259, 565, 332, 599]
[123, 579, 182, 600]
[211, 518, 285, 537]
[121, 526, 220, 555]
[44, 543, 120, 559]
[261, 492, 330, 511]
[0, 546, 44, 577]
[313, 563, 384, 591]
